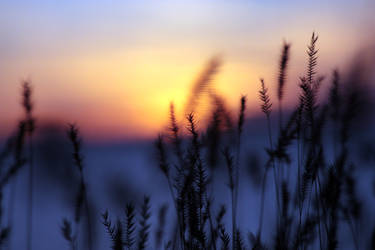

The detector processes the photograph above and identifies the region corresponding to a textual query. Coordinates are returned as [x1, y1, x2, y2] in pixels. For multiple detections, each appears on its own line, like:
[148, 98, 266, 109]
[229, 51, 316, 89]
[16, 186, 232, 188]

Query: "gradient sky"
[1, 0, 374, 140]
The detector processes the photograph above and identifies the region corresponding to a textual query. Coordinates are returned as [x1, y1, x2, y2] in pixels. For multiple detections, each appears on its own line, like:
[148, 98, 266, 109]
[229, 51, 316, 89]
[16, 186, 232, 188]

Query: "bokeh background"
[1, 0, 374, 140]
[1, 1, 375, 250]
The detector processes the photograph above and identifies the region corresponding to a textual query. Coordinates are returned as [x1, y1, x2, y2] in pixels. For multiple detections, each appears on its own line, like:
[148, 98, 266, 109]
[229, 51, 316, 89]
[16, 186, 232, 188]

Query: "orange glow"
[1, 1, 373, 140]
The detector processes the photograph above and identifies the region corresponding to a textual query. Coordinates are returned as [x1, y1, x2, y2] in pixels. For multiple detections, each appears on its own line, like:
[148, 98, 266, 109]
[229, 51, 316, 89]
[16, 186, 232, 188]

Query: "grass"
[0, 32, 374, 249]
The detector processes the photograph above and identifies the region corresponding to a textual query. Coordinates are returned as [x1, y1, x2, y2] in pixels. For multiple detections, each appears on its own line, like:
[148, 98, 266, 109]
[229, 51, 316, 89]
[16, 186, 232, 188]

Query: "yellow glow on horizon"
[0, 38, 362, 141]
[1, 0, 373, 140]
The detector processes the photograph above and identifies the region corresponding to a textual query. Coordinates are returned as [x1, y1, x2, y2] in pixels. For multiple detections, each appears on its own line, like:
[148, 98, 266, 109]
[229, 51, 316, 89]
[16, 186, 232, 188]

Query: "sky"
[0, 0, 374, 140]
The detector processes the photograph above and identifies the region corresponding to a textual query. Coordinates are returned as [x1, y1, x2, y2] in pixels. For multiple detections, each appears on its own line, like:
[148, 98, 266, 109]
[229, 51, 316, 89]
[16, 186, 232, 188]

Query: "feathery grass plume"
[169, 102, 179, 140]
[10, 33, 374, 250]
[296, 34, 327, 248]
[185, 112, 206, 248]
[259, 79, 273, 145]
[185, 111, 213, 249]
[61, 219, 76, 250]
[102, 211, 115, 239]
[300, 33, 321, 155]
[219, 227, 230, 250]
[237, 96, 246, 135]
[275, 43, 290, 213]
[213, 205, 226, 246]
[277, 42, 291, 101]
[299, 76, 323, 132]
[230, 96, 247, 250]
[68, 124, 84, 172]
[22, 81, 35, 250]
[205, 104, 222, 169]
[182, 113, 209, 249]
[235, 230, 245, 250]
[298, 75, 324, 213]
[185, 56, 222, 115]
[169, 103, 184, 165]
[236, 95, 246, 180]
[205, 93, 234, 169]
[307, 32, 319, 85]
[67, 124, 93, 250]
[258, 78, 282, 232]
[113, 220, 124, 250]
[237, 96, 246, 137]
[277, 41, 290, 129]
[209, 93, 234, 130]
[124, 203, 136, 250]
[259, 79, 272, 117]
[155, 204, 168, 249]
[186, 113, 207, 235]
[102, 211, 124, 250]
[297, 33, 323, 207]
[67, 125, 85, 224]
[186, 118, 207, 247]
[22, 81, 35, 135]
[186, 113, 200, 157]
[138, 196, 151, 250]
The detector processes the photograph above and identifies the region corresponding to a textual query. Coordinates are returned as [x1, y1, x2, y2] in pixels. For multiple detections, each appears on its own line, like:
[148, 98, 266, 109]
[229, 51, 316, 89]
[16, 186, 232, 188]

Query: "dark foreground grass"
[0, 33, 374, 250]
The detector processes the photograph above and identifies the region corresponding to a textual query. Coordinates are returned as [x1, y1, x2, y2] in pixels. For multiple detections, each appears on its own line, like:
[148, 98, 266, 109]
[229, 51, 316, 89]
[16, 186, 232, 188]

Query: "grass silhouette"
[0, 32, 374, 250]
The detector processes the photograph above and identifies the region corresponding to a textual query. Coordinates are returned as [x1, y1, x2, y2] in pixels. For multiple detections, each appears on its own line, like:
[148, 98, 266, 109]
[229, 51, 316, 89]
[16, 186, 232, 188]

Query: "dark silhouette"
[0, 32, 374, 250]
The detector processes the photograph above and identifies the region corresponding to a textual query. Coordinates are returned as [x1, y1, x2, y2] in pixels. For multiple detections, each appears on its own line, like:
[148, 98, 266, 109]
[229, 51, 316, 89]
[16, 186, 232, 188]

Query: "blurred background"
[1, 0, 374, 140]
[1, 1, 375, 249]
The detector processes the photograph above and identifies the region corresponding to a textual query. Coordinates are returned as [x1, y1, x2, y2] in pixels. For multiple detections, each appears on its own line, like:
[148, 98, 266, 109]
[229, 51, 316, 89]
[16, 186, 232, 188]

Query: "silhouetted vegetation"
[0, 32, 374, 250]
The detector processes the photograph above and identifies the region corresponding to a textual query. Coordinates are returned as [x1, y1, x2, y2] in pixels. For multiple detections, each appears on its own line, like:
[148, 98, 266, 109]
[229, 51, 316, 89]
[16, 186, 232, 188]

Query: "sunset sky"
[1, 0, 374, 140]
